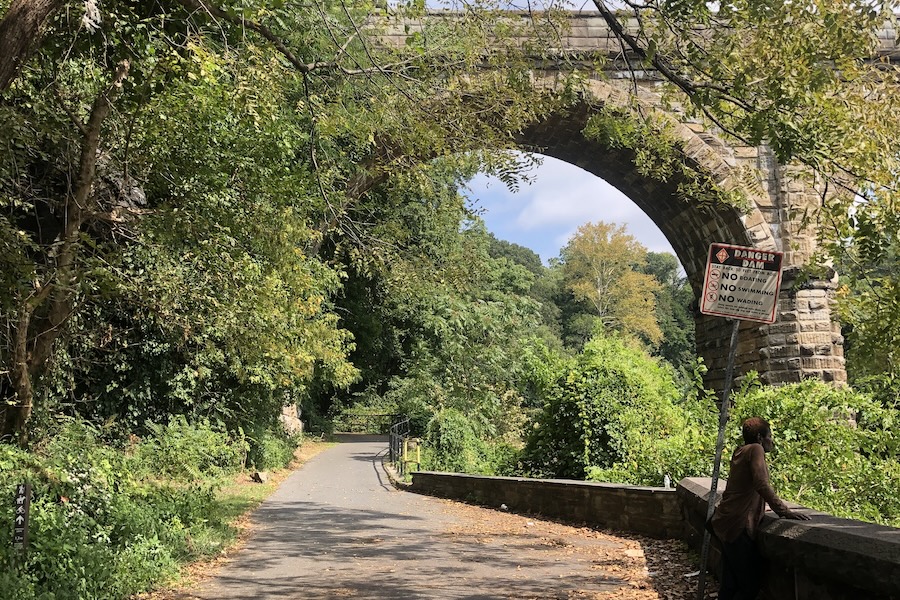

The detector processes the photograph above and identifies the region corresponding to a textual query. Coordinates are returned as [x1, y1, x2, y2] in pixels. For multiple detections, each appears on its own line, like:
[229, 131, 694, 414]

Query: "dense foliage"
[729, 378, 900, 526]
[0, 418, 297, 598]
[521, 334, 716, 484]
[3, 0, 900, 595]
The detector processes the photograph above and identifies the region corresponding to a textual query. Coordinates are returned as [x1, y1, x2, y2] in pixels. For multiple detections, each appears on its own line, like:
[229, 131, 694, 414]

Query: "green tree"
[521, 332, 716, 483]
[559, 221, 662, 347]
[0, 0, 569, 441]
[642, 252, 696, 373]
[730, 377, 900, 526]
[832, 209, 900, 381]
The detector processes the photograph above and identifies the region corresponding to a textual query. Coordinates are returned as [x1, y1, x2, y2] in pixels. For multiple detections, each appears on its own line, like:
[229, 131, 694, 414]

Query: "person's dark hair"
[741, 417, 771, 444]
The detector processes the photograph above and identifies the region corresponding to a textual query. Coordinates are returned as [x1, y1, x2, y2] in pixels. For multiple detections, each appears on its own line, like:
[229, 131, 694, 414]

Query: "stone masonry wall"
[410, 471, 683, 539]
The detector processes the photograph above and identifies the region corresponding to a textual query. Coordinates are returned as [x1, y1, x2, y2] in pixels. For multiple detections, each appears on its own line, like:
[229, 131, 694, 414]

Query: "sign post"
[13, 483, 31, 552]
[695, 244, 783, 600]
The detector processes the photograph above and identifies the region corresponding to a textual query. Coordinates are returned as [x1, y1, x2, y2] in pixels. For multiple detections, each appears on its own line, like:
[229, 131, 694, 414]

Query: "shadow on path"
[174, 438, 639, 599]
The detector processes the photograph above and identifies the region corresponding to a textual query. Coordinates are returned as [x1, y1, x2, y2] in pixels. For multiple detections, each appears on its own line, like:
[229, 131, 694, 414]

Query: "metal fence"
[388, 416, 410, 464]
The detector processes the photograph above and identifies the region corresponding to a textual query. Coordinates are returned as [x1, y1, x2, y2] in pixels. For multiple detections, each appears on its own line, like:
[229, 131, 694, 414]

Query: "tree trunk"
[0, 60, 129, 444]
[0, 0, 65, 93]
[1, 307, 37, 445]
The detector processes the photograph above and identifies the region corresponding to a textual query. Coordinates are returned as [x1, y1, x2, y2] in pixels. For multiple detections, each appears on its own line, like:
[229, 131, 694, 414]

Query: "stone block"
[768, 357, 803, 370]
[808, 298, 828, 310]
[816, 344, 834, 356]
[765, 322, 800, 335]
[799, 321, 818, 332]
[766, 334, 786, 346]
[800, 332, 833, 345]
[801, 357, 844, 370]
[799, 288, 828, 298]
[824, 370, 848, 384]
[766, 370, 804, 384]
[761, 346, 801, 359]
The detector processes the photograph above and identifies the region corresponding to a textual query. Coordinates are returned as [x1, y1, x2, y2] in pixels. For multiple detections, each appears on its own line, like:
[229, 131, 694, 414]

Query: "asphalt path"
[175, 434, 660, 599]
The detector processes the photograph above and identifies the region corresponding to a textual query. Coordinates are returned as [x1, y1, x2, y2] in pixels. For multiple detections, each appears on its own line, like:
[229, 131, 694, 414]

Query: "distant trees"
[558, 222, 662, 348]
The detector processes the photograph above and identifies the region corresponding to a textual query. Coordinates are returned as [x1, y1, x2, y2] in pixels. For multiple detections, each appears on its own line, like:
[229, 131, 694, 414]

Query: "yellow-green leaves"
[560, 221, 663, 346]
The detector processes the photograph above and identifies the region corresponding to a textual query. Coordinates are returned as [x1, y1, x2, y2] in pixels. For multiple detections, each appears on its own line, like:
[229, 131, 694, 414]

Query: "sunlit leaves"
[560, 221, 663, 346]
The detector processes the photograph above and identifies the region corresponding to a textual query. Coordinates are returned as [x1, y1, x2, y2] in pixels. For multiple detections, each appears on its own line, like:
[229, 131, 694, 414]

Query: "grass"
[134, 437, 334, 599]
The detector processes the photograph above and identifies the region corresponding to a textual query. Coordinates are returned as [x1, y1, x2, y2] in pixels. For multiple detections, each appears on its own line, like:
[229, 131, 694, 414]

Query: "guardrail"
[388, 416, 424, 475]
[388, 416, 410, 465]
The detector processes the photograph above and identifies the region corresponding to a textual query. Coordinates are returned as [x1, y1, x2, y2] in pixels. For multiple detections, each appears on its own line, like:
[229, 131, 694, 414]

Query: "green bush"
[422, 408, 492, 474]
[730, 377, 900, 526]
[133, 416, 246, 479]
[245, 427, 299, 471]
[0, 417, 258, 599]
[522, 333, 717, 485]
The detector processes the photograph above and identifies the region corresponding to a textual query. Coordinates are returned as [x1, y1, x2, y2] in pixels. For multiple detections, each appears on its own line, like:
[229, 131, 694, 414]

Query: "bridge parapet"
[379, 11, 900, 61]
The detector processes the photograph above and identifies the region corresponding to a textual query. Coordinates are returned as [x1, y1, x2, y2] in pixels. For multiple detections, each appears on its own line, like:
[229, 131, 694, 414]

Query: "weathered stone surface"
[411, 472, 683, 540]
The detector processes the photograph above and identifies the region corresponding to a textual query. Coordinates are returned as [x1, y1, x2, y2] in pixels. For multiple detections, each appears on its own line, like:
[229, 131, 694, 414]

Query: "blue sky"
[461, 154, 677, 265]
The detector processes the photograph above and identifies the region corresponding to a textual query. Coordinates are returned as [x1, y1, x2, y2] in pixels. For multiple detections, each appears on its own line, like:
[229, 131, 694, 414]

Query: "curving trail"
[172, 434, 703, 600]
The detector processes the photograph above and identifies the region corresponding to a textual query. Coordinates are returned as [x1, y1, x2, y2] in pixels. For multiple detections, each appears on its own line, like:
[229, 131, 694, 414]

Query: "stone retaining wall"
[410, 472, 900, 600]
[410, 471, 682, 539]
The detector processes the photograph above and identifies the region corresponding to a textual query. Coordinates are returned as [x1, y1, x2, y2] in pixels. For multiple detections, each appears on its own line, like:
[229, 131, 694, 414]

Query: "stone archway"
[517, 78, 846, 389]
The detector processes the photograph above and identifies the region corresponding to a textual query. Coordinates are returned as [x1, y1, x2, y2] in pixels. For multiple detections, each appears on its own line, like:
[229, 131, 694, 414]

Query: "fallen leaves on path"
[440, 500, 716, 600]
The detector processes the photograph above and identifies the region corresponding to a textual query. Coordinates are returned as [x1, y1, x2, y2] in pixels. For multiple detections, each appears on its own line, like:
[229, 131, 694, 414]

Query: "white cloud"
[465, 154, 677, 263]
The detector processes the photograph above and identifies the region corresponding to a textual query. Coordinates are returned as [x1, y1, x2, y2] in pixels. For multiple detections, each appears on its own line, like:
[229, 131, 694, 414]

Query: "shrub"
[245, 427, 299, 471]
[522, 334, 717, 485]
[422, 408, 492, 474]
[133, 416, 246, 479]
[0, 417, 255, 599]
[730, 377, 900, 526]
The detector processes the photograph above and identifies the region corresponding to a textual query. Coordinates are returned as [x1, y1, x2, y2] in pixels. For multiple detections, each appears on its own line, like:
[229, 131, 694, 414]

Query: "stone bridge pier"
[518, 77, 847, 390]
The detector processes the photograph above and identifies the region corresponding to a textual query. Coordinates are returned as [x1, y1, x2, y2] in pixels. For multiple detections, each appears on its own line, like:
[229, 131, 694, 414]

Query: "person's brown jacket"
[711, 442, 791, 543]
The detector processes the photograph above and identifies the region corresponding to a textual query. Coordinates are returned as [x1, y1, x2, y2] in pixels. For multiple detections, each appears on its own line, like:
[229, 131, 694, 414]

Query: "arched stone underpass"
[382, 12, 852, 388]
[515, 77, 846, 390]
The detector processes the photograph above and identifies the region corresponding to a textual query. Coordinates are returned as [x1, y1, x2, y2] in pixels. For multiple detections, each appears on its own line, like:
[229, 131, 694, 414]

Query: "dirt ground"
[438, 501, 716, 600]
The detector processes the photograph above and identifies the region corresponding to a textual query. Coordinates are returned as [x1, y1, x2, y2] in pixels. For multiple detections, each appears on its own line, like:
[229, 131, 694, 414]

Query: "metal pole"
[696, 318, 741, 600]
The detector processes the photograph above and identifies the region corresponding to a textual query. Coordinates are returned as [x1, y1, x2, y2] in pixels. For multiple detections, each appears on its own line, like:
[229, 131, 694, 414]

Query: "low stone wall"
[679, 477, 900, 600]
[410, 471, 683, 539]
[410, 472, 900, 600]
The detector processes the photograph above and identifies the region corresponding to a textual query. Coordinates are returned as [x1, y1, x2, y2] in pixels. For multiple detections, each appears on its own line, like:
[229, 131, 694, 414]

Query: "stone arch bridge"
[384, 12, 900, 390]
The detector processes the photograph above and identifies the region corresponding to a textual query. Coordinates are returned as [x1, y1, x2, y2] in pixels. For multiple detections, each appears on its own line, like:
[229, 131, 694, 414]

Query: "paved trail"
[175, 435, 700, 600]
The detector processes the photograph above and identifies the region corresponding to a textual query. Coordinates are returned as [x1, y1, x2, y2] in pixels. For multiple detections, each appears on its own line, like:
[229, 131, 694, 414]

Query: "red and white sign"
[700, 243, 783, 323]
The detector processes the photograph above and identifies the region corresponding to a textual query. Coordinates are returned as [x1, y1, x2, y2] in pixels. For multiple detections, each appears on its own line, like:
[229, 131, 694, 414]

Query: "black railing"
[333, 411, 399, 434]
[388, 416, 410, 465]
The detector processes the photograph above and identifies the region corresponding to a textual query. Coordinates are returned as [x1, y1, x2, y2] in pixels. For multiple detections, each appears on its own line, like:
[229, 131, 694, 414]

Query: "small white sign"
[700, 243, 783, 323]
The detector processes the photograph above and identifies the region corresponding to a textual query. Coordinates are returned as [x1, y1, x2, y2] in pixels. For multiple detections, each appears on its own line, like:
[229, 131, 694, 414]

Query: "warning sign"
[700, 243, 783, 323]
